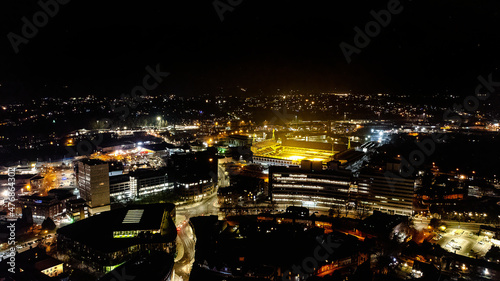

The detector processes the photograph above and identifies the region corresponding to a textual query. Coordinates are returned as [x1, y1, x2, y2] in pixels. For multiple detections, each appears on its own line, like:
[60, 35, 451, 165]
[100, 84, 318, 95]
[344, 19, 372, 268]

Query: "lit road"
[38, 164, 75, 195]
[174, 218, 196, 281]
[176, 192, 220, 219]
[173, 192, 219, 280]
[0, 233, 54, 261]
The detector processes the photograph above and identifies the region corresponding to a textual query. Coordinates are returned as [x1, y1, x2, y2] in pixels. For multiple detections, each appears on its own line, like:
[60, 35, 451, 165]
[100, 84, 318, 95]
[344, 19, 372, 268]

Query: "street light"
[156, 116, 162, 129]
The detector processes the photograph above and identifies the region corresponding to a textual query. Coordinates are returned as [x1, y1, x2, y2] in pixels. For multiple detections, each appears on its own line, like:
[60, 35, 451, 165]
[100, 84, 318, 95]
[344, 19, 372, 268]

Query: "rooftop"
[34, 257, 63, 271]
[79, 158, 107, 166]
[57, 203, 176, 253]
[128, 168, 167, 179]
[109, 174, 130, 184]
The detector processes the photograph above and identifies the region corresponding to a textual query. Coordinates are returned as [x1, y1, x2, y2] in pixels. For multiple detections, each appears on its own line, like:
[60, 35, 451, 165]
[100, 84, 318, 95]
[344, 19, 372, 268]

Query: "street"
[174, 217, 197, 281]
[173, 193, 218, 280]
[176, 192, 220, 219]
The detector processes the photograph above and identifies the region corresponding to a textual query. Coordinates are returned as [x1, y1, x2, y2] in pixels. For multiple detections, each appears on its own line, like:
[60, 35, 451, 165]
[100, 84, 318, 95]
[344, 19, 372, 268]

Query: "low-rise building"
[57, 203, 177, 272]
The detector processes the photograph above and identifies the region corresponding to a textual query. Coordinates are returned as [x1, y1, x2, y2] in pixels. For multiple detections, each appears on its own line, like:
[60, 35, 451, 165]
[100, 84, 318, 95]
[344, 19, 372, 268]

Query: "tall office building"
[76, 159, 110, 213]
[270, 161, 354, 212]
[356, 171, 415, 216]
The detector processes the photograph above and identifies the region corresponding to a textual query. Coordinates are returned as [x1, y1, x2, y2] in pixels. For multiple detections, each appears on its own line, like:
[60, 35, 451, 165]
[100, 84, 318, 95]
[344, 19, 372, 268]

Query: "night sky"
[1, 0, 500, 102]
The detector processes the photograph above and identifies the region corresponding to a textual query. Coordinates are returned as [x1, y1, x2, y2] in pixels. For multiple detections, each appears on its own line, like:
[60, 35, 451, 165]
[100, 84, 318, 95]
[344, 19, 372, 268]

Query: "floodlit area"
[253, 143, 334, 164]
[432, 226, 495, 258]
[90, 147, 165, 171]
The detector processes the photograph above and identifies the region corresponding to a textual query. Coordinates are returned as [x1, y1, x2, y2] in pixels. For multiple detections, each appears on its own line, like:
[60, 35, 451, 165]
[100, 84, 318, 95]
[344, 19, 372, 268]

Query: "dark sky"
[1, 0, 500, 102]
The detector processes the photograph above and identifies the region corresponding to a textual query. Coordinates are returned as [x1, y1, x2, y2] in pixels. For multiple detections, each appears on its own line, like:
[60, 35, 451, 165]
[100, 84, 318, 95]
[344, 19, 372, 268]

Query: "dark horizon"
[1, 0, 500, 103]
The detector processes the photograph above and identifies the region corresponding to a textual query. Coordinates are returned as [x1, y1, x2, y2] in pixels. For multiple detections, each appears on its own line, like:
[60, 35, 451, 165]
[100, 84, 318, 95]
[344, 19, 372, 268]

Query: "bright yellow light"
[310, 158, 324, 162]
[288, 156, 305, 161]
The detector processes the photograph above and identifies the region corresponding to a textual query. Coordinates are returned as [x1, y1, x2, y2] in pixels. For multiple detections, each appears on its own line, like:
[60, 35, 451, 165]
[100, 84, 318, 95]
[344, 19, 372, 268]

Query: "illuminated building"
[67, 198, 89, 222]
[253, 156, 293, 167]
[130, 169, 173, 197]
[252, 138, 335, 167]
[226, 134, 252, 147]
[16, 195, 66, 219]
[177, 177, 215, 200]
[57, 203, 177, 273]
[76, 159, 110, 214]
[270, 161, 353, 211]
[16, 189, 76, 219]
[34, 257, 64, 277]
[356, 171, 415, 216]
[109, 169, 174, 200]
[109, 174, 131, 199]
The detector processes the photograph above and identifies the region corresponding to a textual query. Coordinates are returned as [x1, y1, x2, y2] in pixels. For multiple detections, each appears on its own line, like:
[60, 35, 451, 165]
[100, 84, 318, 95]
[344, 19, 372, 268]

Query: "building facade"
[270, 162, 353, 212]
[76, 159, 110, 211]
[109, 169, 174, 200]
[269, 161, 416, 216]
[356, 172, 415, 216]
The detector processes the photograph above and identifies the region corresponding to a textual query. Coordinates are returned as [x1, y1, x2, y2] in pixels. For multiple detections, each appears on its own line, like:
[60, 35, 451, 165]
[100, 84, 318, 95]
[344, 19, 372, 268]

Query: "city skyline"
[1, 1, 500, 281]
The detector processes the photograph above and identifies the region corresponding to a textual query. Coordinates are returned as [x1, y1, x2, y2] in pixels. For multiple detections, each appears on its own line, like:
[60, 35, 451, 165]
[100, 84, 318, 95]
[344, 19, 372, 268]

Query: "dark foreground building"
[57, 203, 177, 272]
[98, 251, 174, 281]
